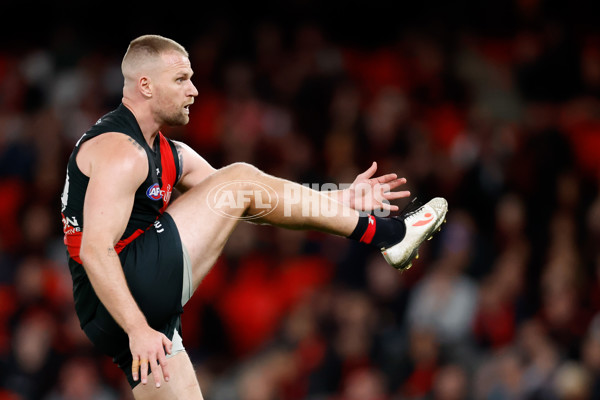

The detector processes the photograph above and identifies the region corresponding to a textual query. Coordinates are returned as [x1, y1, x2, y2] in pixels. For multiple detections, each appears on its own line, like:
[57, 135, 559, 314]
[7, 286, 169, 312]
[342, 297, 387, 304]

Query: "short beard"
[157, 108, 188, 126]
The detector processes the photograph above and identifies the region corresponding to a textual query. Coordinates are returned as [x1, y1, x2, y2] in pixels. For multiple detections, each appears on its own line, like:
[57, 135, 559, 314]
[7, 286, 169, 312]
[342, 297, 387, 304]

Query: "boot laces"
[398, 197, 424, 222]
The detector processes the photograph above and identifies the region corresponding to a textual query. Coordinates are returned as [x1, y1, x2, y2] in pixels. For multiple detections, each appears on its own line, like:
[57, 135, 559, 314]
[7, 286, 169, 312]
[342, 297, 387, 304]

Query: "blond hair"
[121, 35, 188, 80]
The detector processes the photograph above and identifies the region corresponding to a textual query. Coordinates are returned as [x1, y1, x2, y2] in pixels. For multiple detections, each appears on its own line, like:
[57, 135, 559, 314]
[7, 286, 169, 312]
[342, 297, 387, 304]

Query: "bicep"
[82, 171, 137, 247]
[80, 137, 147, 250]
[174, 141, 216, 192]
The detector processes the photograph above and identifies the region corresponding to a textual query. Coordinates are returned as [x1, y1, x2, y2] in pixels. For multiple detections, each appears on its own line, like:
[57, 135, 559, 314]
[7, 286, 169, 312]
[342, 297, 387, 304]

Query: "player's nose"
[188, 82, 198, 97]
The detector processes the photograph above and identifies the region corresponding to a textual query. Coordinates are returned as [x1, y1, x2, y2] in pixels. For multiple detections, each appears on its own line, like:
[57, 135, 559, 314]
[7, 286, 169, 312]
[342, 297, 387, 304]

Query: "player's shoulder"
[83, 131, 143, 151]
[77, 132, 148, 178]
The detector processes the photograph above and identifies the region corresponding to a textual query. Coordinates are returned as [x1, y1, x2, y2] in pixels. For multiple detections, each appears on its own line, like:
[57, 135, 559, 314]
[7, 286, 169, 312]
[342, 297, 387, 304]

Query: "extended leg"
[166, 162, 360, 291]
[162, 162, 447, 399]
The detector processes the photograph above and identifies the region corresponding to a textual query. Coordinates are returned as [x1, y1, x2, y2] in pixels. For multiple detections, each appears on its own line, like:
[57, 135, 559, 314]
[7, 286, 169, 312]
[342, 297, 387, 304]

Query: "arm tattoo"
[107, 247, 118, 257]
[127, 137, 144, 152]
[175, 142, 184, 172]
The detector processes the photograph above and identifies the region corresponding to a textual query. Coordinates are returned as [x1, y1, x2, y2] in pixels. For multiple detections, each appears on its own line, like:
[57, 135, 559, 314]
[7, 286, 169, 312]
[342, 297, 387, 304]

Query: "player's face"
[153, 52, 198, 126]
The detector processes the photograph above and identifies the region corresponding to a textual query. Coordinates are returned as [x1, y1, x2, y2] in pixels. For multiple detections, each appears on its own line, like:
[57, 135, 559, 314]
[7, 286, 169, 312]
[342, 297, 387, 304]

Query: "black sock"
[347, 213, 406, 249]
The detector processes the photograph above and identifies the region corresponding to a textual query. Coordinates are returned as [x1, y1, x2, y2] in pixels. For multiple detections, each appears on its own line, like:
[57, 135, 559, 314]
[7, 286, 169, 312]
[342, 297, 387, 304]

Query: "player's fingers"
[163, 335, 173, 355]
[358, 161, 377, 179]
[380, 201, 398, 211]
[140, 358, 149, 384]
[158, 348, 170, 383]
[385, 177, 407, 190]
[384, 190, 411, 200]
[132, 357, 140, 382]
[149, 357, 162, 388]
[375, 173, 398, 184]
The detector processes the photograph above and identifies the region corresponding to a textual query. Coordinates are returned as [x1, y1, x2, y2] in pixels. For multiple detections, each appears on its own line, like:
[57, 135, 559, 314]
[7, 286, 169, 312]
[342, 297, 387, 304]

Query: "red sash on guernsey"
[63, 132, 177, 264]
[158, 132, 176, 214]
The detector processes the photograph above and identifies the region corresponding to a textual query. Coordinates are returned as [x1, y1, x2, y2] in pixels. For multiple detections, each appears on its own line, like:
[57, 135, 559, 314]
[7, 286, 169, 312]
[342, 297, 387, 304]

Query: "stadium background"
[2, 0, 600, 398]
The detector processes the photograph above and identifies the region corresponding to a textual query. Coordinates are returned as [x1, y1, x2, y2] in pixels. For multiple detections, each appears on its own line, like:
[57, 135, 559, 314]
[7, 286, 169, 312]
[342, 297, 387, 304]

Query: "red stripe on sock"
[360, 215, 376, 244]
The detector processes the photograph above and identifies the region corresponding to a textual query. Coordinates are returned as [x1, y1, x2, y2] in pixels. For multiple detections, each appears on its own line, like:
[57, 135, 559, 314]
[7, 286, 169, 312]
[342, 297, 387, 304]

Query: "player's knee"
[206, 163, 266, 213]
[225, 162, 262, 181]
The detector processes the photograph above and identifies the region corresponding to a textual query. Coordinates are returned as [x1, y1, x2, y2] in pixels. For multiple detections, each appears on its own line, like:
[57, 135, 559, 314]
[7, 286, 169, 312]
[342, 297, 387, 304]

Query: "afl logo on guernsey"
[146, 183, 172, 203]
[146, 184, 163, 200]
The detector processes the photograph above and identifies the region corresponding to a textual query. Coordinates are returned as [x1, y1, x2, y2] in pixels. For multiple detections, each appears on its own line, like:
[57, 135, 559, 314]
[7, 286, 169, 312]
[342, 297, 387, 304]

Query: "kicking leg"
[168, 162, 447, 289]
[160, 163, 447, 398]
[166, 162, 362, 291]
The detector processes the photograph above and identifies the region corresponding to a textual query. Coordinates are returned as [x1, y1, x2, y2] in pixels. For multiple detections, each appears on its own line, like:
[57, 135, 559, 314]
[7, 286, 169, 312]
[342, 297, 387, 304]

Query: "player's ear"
[139, 76, 152, 98]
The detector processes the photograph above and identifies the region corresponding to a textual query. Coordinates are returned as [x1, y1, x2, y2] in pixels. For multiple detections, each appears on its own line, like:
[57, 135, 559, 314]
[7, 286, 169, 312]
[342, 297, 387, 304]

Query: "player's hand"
[129, 325, 173, 388]
[347, 161, 410, 212]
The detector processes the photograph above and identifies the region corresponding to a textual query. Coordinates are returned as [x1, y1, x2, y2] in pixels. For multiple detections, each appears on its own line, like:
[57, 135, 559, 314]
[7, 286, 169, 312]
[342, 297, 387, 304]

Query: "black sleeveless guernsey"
[60, 103, 182, 328]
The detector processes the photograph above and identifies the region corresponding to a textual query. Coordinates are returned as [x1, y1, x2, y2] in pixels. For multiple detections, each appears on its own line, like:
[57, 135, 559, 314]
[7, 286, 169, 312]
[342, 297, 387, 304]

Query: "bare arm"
[78, 133, 171, 387]
[79, 133, 147, 335]
[173, 140, 216, 192]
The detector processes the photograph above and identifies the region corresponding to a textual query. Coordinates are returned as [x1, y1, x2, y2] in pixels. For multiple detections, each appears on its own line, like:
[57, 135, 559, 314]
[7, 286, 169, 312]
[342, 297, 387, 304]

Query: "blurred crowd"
[3, 3, 600, 400]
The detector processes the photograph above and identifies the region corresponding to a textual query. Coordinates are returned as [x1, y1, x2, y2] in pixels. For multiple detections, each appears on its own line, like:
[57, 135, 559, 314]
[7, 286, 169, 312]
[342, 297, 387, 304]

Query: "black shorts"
[81, 212, 184, 388]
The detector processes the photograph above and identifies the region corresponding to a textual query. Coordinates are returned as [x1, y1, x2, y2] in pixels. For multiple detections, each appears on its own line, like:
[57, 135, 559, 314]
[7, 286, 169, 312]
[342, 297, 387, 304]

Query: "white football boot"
[381, 197, 448, 270]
